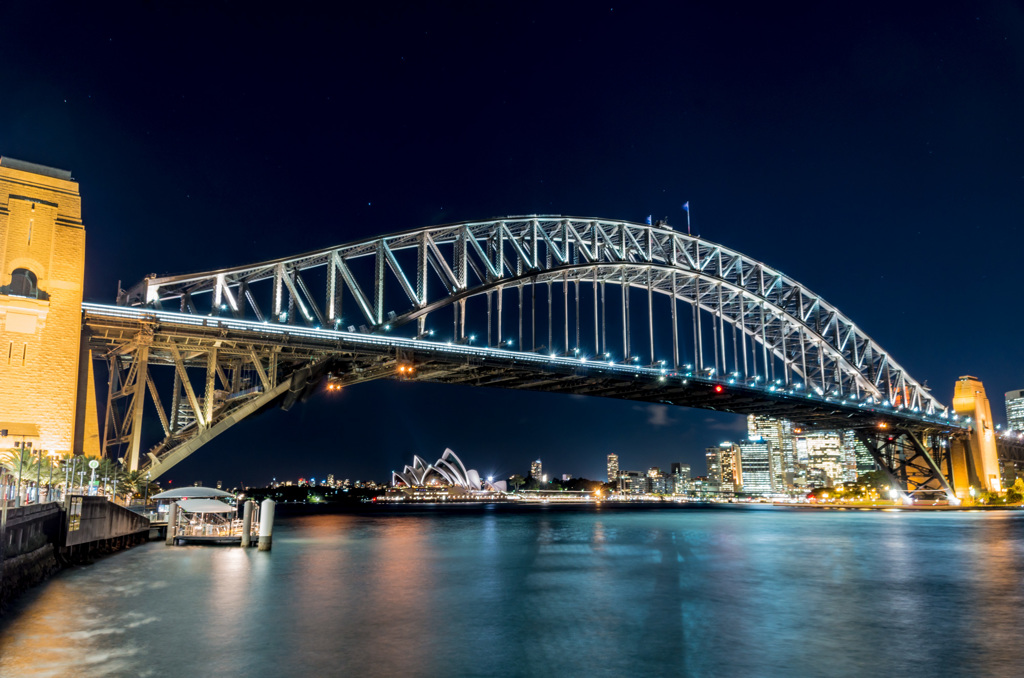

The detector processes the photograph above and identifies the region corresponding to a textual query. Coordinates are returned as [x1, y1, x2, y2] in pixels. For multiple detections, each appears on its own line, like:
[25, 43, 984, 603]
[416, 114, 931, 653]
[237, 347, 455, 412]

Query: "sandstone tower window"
[2, 268, 48, 300]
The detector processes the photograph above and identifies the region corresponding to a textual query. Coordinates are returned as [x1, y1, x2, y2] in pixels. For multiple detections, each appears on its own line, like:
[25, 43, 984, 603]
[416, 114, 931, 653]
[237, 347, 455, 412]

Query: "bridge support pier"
[952, 376, 1001, 493]
[855, 429, 957, 503]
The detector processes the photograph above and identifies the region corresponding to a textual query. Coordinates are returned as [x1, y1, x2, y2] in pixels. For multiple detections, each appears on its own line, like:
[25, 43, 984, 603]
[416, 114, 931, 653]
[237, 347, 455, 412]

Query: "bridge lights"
[714, 384, 724, 394]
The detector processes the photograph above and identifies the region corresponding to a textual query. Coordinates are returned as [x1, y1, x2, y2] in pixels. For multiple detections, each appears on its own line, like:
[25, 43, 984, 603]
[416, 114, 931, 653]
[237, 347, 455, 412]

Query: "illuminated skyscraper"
[705, 447, 721, 484]
[670, 462, 691, 495]
[798, 432, 844, 487]
[841, 431, 874, 477]
[1006, 389, 1024, 431]
[708, 442, 741, 491]
[747, 415, 796, 484]
[738, 441, 775, 495]
[530, 459, 543, 479]
[607, 454, 619, 483]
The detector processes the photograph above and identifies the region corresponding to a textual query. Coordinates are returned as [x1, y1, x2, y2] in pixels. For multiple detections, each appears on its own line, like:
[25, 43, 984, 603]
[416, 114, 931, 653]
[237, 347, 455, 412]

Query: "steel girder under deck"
[854, 429, 958, 502]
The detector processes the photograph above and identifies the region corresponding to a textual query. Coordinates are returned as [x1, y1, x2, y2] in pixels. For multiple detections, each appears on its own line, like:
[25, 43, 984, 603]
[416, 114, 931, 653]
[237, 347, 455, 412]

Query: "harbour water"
[1, 505, 1023, 677]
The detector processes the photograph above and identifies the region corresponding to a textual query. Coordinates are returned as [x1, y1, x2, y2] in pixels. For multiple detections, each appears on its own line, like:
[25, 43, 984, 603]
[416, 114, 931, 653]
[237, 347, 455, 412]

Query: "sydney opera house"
[391, 448, 507, 495]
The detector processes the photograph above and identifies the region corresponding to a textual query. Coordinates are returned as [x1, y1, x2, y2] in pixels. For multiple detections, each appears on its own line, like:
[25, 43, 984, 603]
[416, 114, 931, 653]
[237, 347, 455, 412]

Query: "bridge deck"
[84, 303, 963, 434]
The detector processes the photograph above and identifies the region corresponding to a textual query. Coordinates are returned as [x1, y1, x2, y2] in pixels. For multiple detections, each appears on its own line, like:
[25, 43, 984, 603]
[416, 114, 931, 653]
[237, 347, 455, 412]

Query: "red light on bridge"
[714, 384, 724, 393]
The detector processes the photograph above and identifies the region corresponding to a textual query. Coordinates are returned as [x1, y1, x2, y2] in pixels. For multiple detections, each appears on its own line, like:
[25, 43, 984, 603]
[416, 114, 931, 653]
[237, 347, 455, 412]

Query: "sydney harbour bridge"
[77, 215, 993, 502]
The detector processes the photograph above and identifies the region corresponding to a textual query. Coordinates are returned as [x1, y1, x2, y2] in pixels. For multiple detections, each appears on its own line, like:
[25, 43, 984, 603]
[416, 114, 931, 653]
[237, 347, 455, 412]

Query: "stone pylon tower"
[952, 375, 1001, 493]
[0, 157, 99, 459]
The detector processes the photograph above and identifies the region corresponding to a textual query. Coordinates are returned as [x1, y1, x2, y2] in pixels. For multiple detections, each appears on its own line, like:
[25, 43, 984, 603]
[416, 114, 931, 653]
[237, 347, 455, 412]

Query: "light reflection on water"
[1, 507, 1023, 678]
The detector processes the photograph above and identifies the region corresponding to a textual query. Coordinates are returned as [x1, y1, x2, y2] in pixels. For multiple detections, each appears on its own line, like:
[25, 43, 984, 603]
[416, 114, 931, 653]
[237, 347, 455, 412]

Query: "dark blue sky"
[3, 2, 1022, 485]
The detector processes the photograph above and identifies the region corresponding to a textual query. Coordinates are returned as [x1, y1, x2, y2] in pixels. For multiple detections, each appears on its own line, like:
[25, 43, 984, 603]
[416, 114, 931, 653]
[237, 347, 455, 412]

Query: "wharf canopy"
[393, 449, 506, 492]
[152, 487, 234, 499]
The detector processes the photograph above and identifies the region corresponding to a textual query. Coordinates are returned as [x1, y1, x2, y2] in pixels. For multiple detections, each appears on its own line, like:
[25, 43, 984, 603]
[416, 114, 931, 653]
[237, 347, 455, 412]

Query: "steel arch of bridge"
[124, 216, 946, 416]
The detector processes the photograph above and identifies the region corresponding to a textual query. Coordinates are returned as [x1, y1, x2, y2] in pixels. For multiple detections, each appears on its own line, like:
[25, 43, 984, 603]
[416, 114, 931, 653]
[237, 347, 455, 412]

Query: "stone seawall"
[0, 544, 60, 612]
[1, 531, 151, 614]
[1, 498, 151, 614]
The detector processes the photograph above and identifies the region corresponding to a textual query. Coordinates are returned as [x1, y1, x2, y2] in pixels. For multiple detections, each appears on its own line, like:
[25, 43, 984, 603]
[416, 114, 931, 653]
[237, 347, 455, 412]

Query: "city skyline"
[1, 4, 1021, 484]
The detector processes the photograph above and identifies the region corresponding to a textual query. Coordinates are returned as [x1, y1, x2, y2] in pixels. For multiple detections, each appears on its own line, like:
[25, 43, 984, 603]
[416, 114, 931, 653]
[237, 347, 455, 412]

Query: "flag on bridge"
[682, 201, 689, 212]
[645, 215, 652, 225]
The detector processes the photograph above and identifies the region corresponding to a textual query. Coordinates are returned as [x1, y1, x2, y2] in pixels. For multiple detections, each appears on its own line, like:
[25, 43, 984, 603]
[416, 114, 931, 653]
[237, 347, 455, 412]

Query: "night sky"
[2, 3, 1022, 486]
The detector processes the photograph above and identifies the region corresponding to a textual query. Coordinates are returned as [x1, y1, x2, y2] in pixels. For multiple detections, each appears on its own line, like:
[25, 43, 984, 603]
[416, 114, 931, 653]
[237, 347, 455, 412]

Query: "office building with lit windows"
[738, 440, 775, 495]
[707, 443, 741, 492]
[1006, 390, 1024, 431]
[607, 454, 619, 483]
[747, 415, 796, 480]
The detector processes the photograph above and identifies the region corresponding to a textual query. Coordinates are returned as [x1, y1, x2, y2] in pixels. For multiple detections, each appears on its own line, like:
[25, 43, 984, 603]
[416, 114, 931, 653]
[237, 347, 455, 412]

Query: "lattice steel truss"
[103, 216, 964, 484]
[123, 216, 946, 416]
[855, 428, 958, 501]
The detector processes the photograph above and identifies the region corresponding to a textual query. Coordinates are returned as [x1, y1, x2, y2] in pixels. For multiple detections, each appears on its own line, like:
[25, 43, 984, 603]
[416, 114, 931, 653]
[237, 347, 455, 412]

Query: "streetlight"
[46, 452, 57, 503]
[34, 448, 43, 504]
[63, 457, 71, 500]
[15, 438, 26, 507]
[88, 460, 98, 495]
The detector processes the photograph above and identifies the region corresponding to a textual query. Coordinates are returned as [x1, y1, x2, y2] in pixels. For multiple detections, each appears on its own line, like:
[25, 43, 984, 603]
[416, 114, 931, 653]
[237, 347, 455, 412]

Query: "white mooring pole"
[241, 500, 254, 548]
[165, 502, 178, 546]
[258, 498, 275, 551]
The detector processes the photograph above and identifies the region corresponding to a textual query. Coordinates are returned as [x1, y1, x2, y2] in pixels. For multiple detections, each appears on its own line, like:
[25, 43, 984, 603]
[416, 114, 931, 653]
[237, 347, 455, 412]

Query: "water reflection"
[1, 507, 1023, 677]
